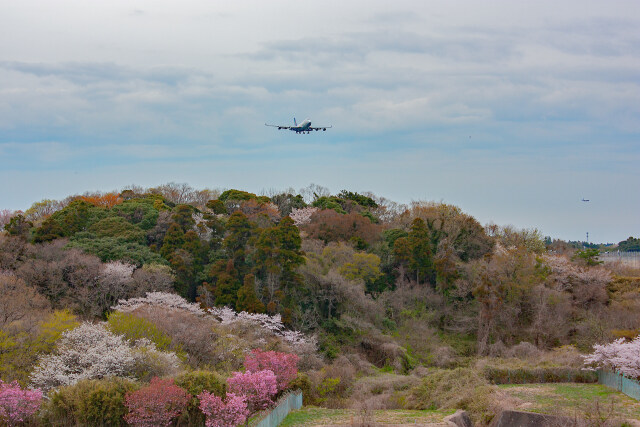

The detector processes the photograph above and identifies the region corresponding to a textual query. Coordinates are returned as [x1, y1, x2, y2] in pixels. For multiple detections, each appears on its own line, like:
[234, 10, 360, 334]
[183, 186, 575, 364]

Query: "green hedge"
[41, 378, 140, 426]
[483, 366, 597, 384]
[175, 370, 227, 426]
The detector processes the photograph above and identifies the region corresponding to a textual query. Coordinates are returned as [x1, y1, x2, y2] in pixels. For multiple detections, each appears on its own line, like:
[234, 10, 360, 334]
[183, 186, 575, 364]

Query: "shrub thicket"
[123, 377, 191, 427]
[106, 311, 173, 351]
[482, 365, 597, 384]
[175, 370, 227, 426]
[406, 368, 498, 424]
[41, 377, 139, 426]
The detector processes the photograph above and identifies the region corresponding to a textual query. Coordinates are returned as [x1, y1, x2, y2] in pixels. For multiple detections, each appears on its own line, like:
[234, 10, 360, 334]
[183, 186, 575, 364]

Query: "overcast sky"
[1, 0, 638, 243]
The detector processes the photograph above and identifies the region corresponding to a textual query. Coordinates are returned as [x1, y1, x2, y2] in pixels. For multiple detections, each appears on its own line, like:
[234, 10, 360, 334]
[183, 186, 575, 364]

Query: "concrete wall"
[490, 410, 571, 427]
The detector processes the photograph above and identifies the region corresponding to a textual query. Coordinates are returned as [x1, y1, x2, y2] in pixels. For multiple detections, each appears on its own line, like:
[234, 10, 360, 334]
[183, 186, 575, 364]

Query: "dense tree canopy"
[2, 184, 639, 426]
[1, 184, 637, 377]
[618, 236, 640, 252]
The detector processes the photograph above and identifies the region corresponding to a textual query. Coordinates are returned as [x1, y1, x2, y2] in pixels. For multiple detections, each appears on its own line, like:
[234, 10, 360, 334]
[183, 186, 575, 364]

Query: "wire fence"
[251, 391, 303, 427]
[599, 252, 640, 268]
[598, 370, 640, 401]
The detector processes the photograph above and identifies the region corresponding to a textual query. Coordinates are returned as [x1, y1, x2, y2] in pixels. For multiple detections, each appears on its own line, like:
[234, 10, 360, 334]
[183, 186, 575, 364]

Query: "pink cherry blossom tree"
[0, 380, 43, 426]
[583, 335, 640, 379]
[227, 370, 277, 413]
[198, 391, 249, 427]
[124, 377, 191, 427]
[244, 349, 298, 391]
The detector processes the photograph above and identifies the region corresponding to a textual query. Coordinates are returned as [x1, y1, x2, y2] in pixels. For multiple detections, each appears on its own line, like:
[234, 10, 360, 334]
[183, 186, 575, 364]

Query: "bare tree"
[24, 199, 63, 222]
[0, 271, 50, 331]
[14, 241, 104, 316]
[0, 209, 18, 229]
[191, 188, 221, 209]
[131, 264, 175, 295]
[299, 183, 330, 204]
[151, 182, 196, 205]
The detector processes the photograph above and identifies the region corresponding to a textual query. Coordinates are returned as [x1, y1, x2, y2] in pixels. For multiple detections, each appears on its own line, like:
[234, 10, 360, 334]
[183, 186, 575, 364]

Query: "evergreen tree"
[393, 218, 435, 285]
[206, 199, 227, 215]
[32, 218, 62, 242]
[183, 230, 207, 264]
[204, 213, 225, 252]
[207, 259, 242, 307]
[172, 204, 196, 232]
[254, 217, 304, 320]
[407, 218, 435, 284]
[160, 223, 185, 258]
[236, 274, 266, 313]
[223, 212, 255, 277]
[168, 249, 195, 298]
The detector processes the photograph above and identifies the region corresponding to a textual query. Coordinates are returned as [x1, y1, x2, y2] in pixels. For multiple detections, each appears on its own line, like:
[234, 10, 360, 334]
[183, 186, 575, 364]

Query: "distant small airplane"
[582, 198, 590, 202]
[265, 118, 332, 134]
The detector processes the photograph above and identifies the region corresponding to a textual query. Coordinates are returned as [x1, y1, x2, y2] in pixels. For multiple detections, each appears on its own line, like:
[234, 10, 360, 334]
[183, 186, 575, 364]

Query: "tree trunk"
[477, 311, 493, 356]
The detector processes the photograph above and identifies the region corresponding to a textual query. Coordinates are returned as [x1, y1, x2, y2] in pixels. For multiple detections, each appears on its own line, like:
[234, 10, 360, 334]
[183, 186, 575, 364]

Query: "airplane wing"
[308, 125, 333, 131]
[265, 123, 293, 130]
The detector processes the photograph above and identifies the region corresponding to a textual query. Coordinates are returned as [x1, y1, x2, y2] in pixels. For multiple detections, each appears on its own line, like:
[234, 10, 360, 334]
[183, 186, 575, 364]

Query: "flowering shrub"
[101, 261, 136, 284]
[131, 338, 182, 382]
[31, 322, 135, 391]
[583, 335, 640, 379]
[244, 349, 298, 391]
[289, 207, 318, 226]
[30, 322, 180, 391]
[198, 391, 248, 427]
[113, 292, 205, 316]
[208, 306, 314, 349]
[124, 377, 191, 427]
[543, 254, 611, 308]
[227, 370, 277, 412]
[209, 307, 283, 330]
[0, 380, 43, 425]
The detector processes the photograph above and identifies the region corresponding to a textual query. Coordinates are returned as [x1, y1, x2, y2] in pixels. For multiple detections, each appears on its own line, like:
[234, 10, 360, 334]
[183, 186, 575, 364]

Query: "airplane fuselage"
[291, 119, 312, 132]
[267, 117, 331, 133]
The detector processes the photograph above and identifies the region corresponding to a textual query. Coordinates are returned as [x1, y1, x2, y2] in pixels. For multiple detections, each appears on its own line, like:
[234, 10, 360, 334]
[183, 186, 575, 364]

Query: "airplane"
[582, 198, 590, 202]
[265, 118, 332, 134]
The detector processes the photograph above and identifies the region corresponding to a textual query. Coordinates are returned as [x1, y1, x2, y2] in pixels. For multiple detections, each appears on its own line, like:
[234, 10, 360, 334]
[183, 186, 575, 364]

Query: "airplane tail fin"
[294, 117, 297, 126]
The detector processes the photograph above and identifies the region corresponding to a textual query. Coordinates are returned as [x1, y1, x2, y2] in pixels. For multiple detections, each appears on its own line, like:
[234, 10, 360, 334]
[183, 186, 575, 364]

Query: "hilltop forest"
[1, 183, 639, 425]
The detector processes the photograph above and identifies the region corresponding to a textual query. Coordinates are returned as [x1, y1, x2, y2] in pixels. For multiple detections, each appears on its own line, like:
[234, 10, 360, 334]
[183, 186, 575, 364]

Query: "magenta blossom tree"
[198, 391, 249, 427]
[244, 349, 299, 391]
[124, 377, 191, 427]
[0, 380, 43, 426]
[227, 370, 277, 413]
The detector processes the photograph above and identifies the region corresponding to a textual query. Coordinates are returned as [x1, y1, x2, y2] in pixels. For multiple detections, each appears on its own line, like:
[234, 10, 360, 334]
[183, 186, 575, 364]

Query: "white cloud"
[0, 0, 638, 241]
